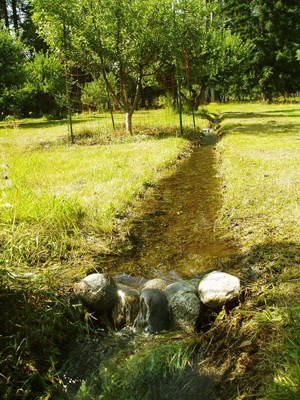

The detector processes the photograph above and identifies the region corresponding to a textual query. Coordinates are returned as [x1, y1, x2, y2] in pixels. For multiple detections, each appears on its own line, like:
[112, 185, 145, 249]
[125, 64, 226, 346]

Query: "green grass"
[1, 104, 300, 399]
[209, 103, 300, 399]
[76, 335, 199, 400]
[0, 110, 198, 399]
[1, 114, 194, 276]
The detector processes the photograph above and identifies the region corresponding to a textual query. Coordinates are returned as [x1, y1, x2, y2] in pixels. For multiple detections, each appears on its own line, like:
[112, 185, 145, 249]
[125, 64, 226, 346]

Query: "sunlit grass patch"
[0, 119, 188, 267]
[213, 103, 300, 398]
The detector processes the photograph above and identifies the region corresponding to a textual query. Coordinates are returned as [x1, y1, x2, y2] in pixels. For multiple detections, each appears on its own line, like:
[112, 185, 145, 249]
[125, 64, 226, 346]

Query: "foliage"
[20, 51, 66, 117]
[221, 0, 300, 99]
[0, 25, 26, 116]
[31, 0, 174, 132]
[206, 30, 255, 100]
[81, 75, 116, 112]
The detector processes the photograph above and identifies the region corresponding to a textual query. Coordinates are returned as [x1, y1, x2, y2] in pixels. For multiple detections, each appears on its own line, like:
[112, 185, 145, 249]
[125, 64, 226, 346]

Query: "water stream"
[61, 139, 240, 398]
[104, 140, 238, 280]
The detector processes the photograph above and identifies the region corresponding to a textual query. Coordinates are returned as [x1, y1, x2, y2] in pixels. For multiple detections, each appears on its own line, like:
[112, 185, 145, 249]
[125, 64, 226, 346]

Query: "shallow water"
[62, 140, 240, 398]
[105, 141, 238, 279]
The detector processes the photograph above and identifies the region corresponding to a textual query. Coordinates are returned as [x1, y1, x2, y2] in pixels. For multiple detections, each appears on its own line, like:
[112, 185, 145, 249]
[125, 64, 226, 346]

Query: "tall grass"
[76, 336, 199, 400]
[1, 104, 300, 399]
[0, 112, 194, 399]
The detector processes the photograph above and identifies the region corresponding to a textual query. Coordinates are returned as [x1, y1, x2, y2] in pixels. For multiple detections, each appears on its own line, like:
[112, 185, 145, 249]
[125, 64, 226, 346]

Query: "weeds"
[76, 335, 200, 400]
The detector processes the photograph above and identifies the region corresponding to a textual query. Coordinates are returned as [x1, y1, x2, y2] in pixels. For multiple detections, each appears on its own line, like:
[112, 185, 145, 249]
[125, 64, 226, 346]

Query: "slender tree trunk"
[0, 0, 9, 27]
[126, 111, 133, 134]
[124, 75, 142, 134]
[11, 0, 18, 31]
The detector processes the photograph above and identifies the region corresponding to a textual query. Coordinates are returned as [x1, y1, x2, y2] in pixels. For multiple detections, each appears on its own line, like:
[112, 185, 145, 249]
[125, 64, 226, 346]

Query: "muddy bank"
[100, 141, 239, 279]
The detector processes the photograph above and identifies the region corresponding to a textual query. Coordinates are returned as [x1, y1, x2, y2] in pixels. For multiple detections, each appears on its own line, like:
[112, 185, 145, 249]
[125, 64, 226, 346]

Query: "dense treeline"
[0, 0, 299, 124]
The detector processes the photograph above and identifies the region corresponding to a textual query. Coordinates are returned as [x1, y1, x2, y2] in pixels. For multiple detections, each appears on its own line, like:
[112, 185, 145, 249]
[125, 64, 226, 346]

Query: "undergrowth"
[0, 268, 86, 399]
[76, 336, 202, 400]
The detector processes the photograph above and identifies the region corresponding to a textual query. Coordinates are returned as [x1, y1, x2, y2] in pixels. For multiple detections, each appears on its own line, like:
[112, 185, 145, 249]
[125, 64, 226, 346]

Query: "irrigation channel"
[100, 134, 238, 280]
[61, 134, 241, 399]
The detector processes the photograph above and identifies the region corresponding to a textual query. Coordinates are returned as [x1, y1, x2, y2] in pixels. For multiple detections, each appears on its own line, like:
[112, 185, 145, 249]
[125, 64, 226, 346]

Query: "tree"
[206, 30, 255, 101]
[0, 25, 26, 115]
[0, 0, 9, 27]
[221, 0, 300, 99]
[20, 51, 66, 117]
[32, 0, 173, 133]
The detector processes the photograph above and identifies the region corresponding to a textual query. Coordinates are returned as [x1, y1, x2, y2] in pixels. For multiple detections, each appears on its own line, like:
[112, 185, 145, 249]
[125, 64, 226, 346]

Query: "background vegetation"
[1, 0, 299, 125]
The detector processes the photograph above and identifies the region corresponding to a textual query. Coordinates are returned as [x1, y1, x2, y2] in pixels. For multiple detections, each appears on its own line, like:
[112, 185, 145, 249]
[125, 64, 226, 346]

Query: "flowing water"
[62, 139, 240, 398]
[104, 139, 238, 280]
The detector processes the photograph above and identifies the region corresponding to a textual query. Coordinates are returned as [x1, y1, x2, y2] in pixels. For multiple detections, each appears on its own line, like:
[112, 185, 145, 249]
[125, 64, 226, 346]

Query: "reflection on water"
[106, 144, 238, 279]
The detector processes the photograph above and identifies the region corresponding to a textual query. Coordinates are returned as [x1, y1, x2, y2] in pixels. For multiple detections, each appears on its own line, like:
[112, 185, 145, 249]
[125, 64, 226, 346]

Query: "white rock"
[198, 271, 240, 310]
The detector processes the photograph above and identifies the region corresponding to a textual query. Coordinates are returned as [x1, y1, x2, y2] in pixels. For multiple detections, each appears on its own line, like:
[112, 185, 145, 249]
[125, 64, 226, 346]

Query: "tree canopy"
[0, 0, 299, 122]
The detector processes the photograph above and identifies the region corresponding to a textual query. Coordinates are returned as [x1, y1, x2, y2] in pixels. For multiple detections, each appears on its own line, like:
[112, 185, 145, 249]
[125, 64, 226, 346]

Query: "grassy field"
[0, 104, 300, 399]
[211, 103, 300, 399]
[1, 111, 200, 278]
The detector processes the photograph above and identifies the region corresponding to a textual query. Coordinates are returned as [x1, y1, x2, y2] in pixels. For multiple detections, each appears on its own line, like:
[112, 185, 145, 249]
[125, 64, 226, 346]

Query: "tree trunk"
[0, 0, 9, 27]
[11, 0, 18, 31]
[126, 111, 133, 134]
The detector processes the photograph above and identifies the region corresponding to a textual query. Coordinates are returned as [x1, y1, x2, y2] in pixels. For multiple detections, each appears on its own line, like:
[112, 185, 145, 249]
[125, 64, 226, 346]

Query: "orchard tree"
[32, 0, 173, 133]
[206, 30, 255, 101]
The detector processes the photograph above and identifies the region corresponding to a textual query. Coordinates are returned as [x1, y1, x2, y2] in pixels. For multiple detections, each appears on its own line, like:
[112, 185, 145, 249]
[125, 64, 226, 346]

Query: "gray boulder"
[134, 288, 171, 334]
[74, 273, 118, 313]
[143, 278, 169, 290]
[198, 271, 240, 310]
[112, 284, 140, 329]
[164, 281, 202, 333]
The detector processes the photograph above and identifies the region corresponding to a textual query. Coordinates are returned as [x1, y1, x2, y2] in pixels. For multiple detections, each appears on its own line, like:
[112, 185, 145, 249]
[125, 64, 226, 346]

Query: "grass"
[207, 103, 300, 399]
[1, 104, 300, 399]
[1, 114, 196, 276]
[0, 110, 199, 399]
[75, 335, 200, 400]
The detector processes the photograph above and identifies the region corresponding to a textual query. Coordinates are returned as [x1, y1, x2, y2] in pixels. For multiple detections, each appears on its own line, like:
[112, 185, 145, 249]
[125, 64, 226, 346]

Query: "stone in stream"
[112, 284, 140, 330]
[74, 273, 118, 313]
[133, 288, 171, 334]
[143, 278, 169, 290]
[164, 281, 202, 333]
[198, 271, 241, 311]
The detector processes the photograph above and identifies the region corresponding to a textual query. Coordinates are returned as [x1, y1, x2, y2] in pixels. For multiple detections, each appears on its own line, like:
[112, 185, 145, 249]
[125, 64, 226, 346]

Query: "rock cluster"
[74, 271, 241, 334]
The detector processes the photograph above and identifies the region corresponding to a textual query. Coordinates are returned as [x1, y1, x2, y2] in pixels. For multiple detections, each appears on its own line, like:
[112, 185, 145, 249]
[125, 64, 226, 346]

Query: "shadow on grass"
[205, 109, 299, 121]
[0, 273, 85, 400]
[196, 240, 300, 399]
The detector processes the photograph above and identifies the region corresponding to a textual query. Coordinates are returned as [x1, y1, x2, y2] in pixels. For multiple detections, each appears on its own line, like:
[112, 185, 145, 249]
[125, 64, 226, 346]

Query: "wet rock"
[115, 273, 148, 289]
[164, 281, 202, 333]
[134, 288, 171, 334]
[74, 273, 118, 313]
[198, 271, 240, 310]
[112, 284, 140, 329]
[143, 278, 168, 290]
